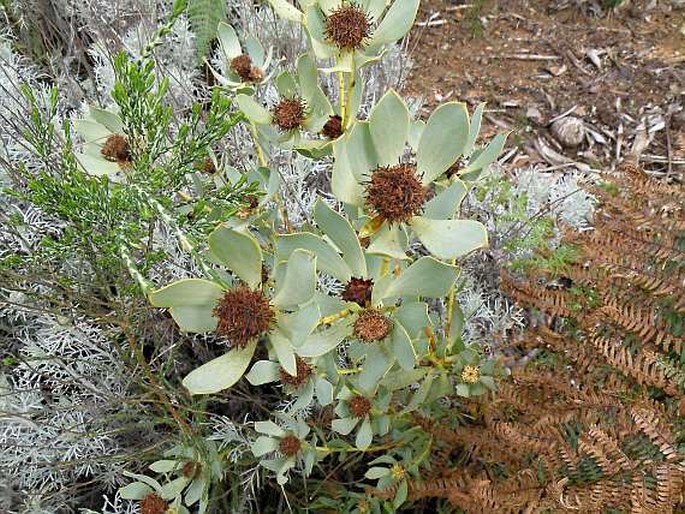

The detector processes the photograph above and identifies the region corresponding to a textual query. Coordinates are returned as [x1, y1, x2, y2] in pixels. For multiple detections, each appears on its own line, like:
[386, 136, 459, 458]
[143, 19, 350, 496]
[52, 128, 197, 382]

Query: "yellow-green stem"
[338, 69, 347, 123]
[445, 258, 457, 338]
[320, 308, 352, 325]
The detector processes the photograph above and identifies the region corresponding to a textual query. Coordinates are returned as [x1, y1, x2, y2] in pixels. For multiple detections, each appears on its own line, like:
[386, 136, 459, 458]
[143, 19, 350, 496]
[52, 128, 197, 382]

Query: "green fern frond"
[188, 0, 227, 62]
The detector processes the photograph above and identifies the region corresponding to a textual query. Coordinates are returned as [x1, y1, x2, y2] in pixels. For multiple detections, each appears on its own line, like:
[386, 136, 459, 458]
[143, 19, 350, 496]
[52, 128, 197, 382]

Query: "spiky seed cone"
[325, 4, 371, 51]
[349, 395, 372, 418]
[353, 309, 392, 342]
[182, 461, 201, 479]
[213, 287, 275, 347]
[341, 277, 374, 307]
[273, 98, 306, 131]
[365, 164, 427, 223]
[279, 434, 302, 457]
[201, 158, 216, 174]
[461, 365, 481, 384]
[101, 134, 131, 162]
[322, 114, 344, 139]
[279, 356, 313, 389]
[230, 54, 254, 82]
[140, 493, 168, 514]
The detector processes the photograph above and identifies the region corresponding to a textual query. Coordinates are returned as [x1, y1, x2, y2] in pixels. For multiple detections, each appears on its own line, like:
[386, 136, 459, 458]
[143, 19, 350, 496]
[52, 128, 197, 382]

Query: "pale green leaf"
[89, 107, 123, 133]
[355, 417, 373, 449]
[456, 383, 470, 397]
[76, 153, 123, 178]
[149, 279, 223, 307]
[236, 94, 272, 124]
[365, 467, 390, 480]
[276, 233, 351, 282]
[332, 417, 359, 435]
[277, 300, 320, 343]
[381, 368, 427, 391]
[273, 249, 317, 309]
[160, 476, 190, 500]
[369, 90, 409, 165]
[417, 102, 469, 184]
[275, 71, 298, 97]
[267, 0, 303, 22]
[314, 377, 334, 406]
[394, 480, 408, 508]
[391, 322, 415, 370]
[244, 34, 265, 67]
[367, 222, 408, 260]
[270, 329, 297, 375]
[208, 226, 262, 288]
[119, 482, 153, 500]
[255, 420, 286, 437]
[383, 256, 459, 298]
[182, 341, 257, 395]
[252, 436, 279, 457]
[393, 301, 430, 339]
[184, 477, 204, 506]
[149, 460, 180, 473]
[295, 318, 353, 357]
[245, 360, 280, 385]
[402, 372, 434, 413]
[122, 471, 163, 492]
[411, 217, 488, 259]
[331, 140, 364, 205]
[408, 119, 425, 152]
[216, 22, 243, 63]
[73, 119, 111, 142]
[314, 200, 367, 277]
[168, 305, 217, 333]
[423, 179, 468, 220]
[371, 0, 420, 45]
[463, 102, 485, 157]
[357, 343, 394, 393]
[461, 132, 508, 174]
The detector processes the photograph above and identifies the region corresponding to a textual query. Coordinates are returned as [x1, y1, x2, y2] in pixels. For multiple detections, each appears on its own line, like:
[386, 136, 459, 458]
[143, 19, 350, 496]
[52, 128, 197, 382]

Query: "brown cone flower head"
[273, 98, 306, 132]
[140, 493, 168, 514]
[279, 434, 302, 457]
[182, 461, 201, 479]
[101, 134, 131, 163]
[213, 286, 275, 347]
[353, 309, 392, 342]
[365, 164, 427, 223]
[230, 54, 253, 81]
[322, 114, 344, 139]
[341, 277, 373, 307]
[279, 356, 313, 389]
[349, 395, 372, 418]
[325, 4, 371, 51]
[201, 158, 216, 174]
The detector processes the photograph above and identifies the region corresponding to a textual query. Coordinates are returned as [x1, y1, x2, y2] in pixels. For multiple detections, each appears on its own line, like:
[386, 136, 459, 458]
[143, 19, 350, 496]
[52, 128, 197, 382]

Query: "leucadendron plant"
[127, 0, 507, 511]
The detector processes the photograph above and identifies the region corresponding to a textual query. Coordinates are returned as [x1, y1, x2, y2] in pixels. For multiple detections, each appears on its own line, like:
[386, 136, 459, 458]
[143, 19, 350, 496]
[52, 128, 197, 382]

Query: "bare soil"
[406, 0, 685, 174]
